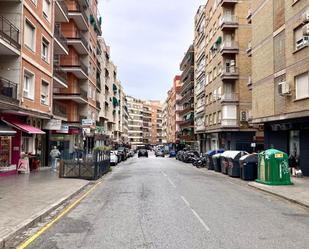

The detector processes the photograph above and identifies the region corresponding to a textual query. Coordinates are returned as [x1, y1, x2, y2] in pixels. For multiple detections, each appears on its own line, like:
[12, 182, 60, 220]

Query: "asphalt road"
[27, 152, 309, 249]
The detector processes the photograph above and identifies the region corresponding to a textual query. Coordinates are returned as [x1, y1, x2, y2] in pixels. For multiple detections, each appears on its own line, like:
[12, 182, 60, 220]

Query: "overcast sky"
[99, 0, 202, 101]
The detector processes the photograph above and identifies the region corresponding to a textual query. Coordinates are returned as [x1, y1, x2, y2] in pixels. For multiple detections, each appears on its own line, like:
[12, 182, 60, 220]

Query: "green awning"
[113, 84, 117, 91]
[112, 97, 118, 106]
[90, 15, 95, 24]
[216, 36, 222, 45]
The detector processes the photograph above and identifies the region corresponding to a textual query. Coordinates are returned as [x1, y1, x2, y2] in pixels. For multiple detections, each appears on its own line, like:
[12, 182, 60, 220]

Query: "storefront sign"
[56, 124, 69, 134]
[82, 119, 94, 127]
[43, 119, 62, 130]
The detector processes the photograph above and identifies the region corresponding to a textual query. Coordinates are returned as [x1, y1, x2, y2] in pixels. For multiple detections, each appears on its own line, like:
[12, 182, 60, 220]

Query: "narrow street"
[26, 153, 309, 249]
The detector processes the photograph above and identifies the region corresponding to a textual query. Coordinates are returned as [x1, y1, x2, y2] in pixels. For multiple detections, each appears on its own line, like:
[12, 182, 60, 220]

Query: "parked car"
[128, 149, 135, 157]
[110, 151, 119, 166]
[169, 150, 176, 158]
[155, 150, 165, 157]
[138, 149, 148, 158]
[117, 147, 127, 161]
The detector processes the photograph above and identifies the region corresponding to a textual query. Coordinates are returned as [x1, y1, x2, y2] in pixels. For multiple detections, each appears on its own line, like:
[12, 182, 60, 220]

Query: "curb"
[248, 183, 309, 209]
[0, 181, 92, 249]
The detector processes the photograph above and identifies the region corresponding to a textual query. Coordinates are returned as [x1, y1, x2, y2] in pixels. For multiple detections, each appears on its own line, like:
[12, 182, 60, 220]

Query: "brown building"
[52, 0, 102, 156]
[165, 75, 182, 144]
[251, 0, 309, 175]
[178, 45, 195, 146]
[201, 0, 256, 151]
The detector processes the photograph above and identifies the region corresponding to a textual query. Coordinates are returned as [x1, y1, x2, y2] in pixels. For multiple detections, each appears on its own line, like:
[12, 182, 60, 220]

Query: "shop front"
[264, 118, 309, 176]
[0, 121, 17, 176]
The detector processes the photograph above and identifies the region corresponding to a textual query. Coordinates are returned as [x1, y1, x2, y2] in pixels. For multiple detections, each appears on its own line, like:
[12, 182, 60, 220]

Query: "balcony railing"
[79, 60, 88, 74]
[67, 31, 88, 50]
[0, 76, 18, 102]
[221, 93, 239, 102]
[54, 64, 68, 85]
[0, 15, 20, 49]
[54, 88, 88, 101]
[221, 66, 239, 79]
[53, 102, 67, 118]
[221, 119, 238, 127]
[220, 41, 239, 52]
[219, 15, 238, 27]
[54, 25, 68, 51]
[56, 0, 69, 17]
[69, 1, 88, 25]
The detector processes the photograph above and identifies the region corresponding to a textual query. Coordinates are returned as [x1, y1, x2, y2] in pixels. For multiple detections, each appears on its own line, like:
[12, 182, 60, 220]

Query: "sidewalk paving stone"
[0, 169, 90, 247]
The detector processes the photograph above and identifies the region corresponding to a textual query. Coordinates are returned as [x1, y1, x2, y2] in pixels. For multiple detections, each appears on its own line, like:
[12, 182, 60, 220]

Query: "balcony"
[0, 15, 20, 55]
[53, 102, 67, 119]
[221, 93, 239, 103]
[55, 0, 69, 22]
[221, 119, 238, 128]
[54, 25, 68, 55]
[179, 106, 194, 116]
[221, 66, 239, 80]
[220, 0, 238, 6]
[220, 41, 239, 54]
[179, 118, 194, 128]
[67, 31, 88, 55]
[53, 89, 88, 104]
[53, 64, 68, 88]
[68, 1, 89, 31]
[246, 41, 252, 57]
[219, 16, 239, 30]
[0, 77, 18, 104]
[61, 60, 88, 79]
[196, 104, 205, 114]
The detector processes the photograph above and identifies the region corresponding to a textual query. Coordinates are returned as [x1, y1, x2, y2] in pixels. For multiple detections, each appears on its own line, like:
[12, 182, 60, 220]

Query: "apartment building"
[0, 0, 56, 174]
[166, 76, 182, 144]
[202, 0, 255, 152]
[178, 45, 195, 146]
[127, 96, 144, 147]
[194, 5, 207, 152]
[251, 0, 309, 176]
[161, 101, 168, 144]
[143, 100, 163, 144]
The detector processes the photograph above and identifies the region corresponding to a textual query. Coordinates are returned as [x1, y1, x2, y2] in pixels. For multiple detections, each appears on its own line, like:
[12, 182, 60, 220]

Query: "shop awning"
[4, 120, 45, 134]
[0, 121, 16, 136]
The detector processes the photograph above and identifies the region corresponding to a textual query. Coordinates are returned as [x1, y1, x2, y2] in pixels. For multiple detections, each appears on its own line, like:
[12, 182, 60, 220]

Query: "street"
[26, 153, 309, 249]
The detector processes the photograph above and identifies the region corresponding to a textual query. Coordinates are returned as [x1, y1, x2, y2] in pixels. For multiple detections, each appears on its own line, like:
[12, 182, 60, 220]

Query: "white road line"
[191, 208, 210, 232]
[181, 196, 190, 207]
[167, 177, 176, 188]
[160, 170, 167, 177]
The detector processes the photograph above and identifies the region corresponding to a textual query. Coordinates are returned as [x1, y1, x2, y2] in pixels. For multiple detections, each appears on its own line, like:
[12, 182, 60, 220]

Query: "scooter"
[192, 154, 207, 168]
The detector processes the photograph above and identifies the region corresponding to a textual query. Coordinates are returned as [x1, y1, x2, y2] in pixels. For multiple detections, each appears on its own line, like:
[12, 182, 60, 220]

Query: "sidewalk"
[0, 169, 90, 248]
[249, 177, 309, 208]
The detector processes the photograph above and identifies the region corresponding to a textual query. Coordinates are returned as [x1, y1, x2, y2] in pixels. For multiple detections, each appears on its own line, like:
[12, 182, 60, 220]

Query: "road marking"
[167, 177, 176, 188]
[160, 170, 167, 177]
[16, 181, 102, 249]
[191, 208, 210, 232]
[181, 196, 190, 207]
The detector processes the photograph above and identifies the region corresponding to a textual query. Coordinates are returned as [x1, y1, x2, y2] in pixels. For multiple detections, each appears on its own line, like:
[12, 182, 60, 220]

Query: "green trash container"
[257, 149, 293, 185]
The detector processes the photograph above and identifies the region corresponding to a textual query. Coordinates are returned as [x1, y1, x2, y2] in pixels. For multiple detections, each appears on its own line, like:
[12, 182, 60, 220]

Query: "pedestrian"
[288, 153, 297, 176]
[50, 146, 61, 172]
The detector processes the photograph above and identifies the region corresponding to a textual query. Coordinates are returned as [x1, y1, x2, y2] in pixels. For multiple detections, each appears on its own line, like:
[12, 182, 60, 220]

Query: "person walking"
[50, 146, 61, 172]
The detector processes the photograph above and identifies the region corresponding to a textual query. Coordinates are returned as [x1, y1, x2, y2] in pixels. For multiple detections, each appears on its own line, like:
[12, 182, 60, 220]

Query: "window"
[218, 111, 222, 123]
[24, 20, 35, 51]
[294, 25, 307, 50]
[23, 71, 34, 100]
[295, 72, 309, 99]
[41, 80, 49, 105]
[213, 112, 217, 124]
[43, 0, 51, 20]
[42, 38, 49, 62]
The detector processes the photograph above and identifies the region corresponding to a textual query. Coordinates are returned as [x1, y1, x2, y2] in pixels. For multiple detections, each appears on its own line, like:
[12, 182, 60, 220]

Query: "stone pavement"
[0, 169, 90, 248]
[249, 177, 309, 208]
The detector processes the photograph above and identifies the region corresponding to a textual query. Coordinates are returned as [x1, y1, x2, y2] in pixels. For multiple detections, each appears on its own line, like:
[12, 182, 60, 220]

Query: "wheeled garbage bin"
[227, 151, 248, 177]
[213, 153, 222, 172]
[220, 151, 231, 174]
[257, 149, 293, 185]
[206, 150, 216, 170]
[240, 154, 258, 181]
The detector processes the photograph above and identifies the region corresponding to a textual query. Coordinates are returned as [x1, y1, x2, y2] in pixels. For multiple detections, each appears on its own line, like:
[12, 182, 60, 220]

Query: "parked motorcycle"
[192, 153, 207, 168]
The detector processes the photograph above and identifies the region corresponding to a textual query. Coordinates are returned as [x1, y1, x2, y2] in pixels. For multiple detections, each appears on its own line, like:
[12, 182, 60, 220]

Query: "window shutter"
[296, 73, 309, 99]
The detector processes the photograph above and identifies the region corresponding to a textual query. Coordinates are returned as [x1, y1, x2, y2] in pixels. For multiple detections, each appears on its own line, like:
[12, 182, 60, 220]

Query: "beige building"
[251, 0, 309, 176]
[200, 0, 256, 151]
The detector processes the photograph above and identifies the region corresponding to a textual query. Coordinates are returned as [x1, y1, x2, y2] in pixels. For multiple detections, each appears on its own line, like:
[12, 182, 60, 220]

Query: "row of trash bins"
[206, 149, 292, 185]
[206, 150, 257, 181]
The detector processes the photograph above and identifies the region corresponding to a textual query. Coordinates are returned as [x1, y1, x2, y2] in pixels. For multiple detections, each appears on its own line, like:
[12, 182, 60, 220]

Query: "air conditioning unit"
[240, 111, 248, 122]
[296, 39, 304, 50]
[303, 24, 309, 36]
[278, 81, 290, 95]
[302, 10, 309, 24]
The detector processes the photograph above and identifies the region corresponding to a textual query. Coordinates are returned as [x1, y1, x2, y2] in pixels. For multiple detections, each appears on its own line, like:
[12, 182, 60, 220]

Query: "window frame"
[295, 72, 309, 100]
[23, 69, 35, 100]
[40, 79, 49, 105]
[41, 36, 50, 63]
[24, 19, 36, 52]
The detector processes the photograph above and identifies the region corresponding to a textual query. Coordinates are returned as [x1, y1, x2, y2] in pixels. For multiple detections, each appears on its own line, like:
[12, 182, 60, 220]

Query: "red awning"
[3, 120, 45, 135]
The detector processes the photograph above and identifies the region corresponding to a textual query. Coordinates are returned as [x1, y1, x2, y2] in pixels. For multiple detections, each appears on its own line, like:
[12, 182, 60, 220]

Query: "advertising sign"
[43, 119, 62, 130]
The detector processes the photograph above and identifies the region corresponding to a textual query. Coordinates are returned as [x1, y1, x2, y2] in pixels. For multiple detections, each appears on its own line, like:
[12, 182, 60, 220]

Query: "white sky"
[99, 0, 203, 101]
